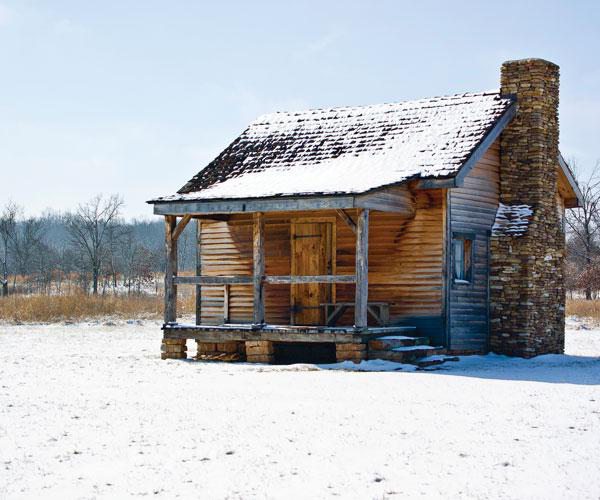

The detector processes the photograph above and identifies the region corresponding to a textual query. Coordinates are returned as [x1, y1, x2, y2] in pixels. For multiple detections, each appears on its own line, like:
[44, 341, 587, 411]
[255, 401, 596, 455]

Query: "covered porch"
[155, 189, 440, 362]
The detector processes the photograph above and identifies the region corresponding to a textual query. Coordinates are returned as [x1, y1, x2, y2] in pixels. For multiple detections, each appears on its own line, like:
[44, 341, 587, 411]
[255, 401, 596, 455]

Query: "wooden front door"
[291, 221, 333, 325]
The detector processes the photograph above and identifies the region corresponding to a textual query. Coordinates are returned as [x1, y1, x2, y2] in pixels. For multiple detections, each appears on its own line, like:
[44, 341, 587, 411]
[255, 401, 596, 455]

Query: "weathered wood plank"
[253, 212, 265, 324]
[195, 219, 202, 325]
[354, 209, 369, 328]
[164, 215, 178, 323]
[175, 276, 253, 285]
[164, 329, 364, 343]
[223, 284, 230, 323]
[153, 195, 356, 215]
[264, 275, 355, 284]
[162, 324, 411, 343]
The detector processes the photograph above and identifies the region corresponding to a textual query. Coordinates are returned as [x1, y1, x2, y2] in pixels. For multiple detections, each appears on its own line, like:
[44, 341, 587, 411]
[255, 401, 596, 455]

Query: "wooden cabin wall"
[448, 141, 500, 351]
[197, 216, 251, 325]
[198, 214, 291, 325]
[334, 192, 444, 342]
[196, 196, 445, 340]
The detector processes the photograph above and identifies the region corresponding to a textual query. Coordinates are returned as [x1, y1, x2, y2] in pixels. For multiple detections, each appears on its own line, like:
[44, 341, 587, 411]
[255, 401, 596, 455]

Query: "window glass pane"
[453, 239, 464, 280]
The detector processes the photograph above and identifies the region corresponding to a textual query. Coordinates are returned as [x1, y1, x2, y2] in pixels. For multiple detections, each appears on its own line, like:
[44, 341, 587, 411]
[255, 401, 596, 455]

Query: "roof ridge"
[253, 89, 504, 123]
[151, 87, 514, 202]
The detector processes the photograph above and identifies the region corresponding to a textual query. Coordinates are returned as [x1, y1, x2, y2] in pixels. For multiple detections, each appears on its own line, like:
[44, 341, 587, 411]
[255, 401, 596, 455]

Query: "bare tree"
[55, 245, 76, 294]
[566, 161, 600, 299]
[11, 217, 44, 292]
[0, 202, 18, 297]
[66, 194, 124, 295]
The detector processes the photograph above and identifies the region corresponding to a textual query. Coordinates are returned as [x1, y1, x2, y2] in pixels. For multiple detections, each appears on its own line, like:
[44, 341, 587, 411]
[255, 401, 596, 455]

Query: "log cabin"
[148, 58, 582, 364]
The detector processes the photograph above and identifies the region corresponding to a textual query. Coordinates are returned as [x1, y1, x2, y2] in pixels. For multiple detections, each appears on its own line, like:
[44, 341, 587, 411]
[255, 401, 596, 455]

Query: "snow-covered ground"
[0, 318, 599, 499]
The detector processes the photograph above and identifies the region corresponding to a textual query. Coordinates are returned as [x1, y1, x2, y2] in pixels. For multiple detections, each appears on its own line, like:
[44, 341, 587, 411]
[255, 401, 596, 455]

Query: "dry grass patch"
[0, 294, 195, 323]
[8, 296, 594, 325]
[566, 299, 600, 324]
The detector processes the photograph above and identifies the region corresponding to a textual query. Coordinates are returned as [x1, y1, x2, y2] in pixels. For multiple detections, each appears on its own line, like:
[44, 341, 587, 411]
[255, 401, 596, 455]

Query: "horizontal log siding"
[198, 215, 291, 324]
[197, 196, 443, 331]
[335, 191, 444, 329]
[448, 141, 500, 351]
[198, 217, 250, 324]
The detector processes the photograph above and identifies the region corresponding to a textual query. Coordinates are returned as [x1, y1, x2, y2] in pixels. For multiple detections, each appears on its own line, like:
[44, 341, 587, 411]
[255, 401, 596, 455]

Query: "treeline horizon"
[0, 194, 196, 297]
[3, 157, 600, 302]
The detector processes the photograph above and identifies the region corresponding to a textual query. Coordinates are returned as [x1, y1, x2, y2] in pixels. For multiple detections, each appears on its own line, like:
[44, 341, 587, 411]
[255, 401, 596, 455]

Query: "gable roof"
[150, 91, 516, 203]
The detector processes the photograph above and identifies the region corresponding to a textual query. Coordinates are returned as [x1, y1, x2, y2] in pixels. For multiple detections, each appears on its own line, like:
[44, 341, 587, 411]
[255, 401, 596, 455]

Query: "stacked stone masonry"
[196, 341, 245, 361]
[490, 58, 565, 357]
[245, 340, 275, 364]
[335, 343, 367, 363]
[161, 338, 187, 360]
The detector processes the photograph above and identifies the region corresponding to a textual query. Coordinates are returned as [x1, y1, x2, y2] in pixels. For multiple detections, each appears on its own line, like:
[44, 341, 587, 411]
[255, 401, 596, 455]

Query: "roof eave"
[558, 152, 583, 208]
[151, 194, 358, 215]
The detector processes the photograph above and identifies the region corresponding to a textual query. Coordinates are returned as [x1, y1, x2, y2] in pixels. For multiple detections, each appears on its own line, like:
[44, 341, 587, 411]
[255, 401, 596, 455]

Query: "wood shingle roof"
[152, 91, 515, 202]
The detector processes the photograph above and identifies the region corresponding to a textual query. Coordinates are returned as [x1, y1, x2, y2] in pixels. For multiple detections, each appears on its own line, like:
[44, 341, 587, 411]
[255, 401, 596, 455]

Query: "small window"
[453, 235, 473, 283]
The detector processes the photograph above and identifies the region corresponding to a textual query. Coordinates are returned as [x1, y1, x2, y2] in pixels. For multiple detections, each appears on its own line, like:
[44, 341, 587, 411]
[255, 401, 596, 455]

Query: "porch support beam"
[164, 215, 178, 324]
[336, 209, 357, 234]
[354, 209, 369, 329]
[223, 284, 230, 323]
[171, 214, 192, 241]
[253, 212, 265, 325]
[195, 219, 202, 325]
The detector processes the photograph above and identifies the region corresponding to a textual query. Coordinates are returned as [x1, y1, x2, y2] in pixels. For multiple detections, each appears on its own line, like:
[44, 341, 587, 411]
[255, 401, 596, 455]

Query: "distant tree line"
[0, 194, 196, 297]
[1, 162, 599, 300]
[566, 161, 600, 299]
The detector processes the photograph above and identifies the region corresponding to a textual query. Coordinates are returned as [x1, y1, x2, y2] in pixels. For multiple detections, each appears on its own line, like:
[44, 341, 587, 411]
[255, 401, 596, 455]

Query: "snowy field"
[1, 318, 599, 499]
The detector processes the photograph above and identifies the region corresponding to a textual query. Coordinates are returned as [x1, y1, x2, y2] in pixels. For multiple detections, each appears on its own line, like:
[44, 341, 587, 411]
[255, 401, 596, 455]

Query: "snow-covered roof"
[152, 91, 515, 202]
[492, 204, 534, 236]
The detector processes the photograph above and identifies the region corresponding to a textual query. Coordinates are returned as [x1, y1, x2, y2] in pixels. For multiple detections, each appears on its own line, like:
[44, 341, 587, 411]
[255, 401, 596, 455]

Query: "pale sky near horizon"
[1, 0, 599, 219]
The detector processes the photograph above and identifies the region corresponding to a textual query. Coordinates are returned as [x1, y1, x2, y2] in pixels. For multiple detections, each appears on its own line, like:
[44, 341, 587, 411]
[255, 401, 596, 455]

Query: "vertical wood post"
[253, 212, 265, 325]
[223, 284, 230, 324]
[195, 219, 202, 326]
[164, 215, 178, 324]
[354, 209, 369, 329]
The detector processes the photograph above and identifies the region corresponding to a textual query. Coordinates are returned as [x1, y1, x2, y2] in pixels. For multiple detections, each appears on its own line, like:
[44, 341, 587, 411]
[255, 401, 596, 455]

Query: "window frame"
[452, 232, 475, 285]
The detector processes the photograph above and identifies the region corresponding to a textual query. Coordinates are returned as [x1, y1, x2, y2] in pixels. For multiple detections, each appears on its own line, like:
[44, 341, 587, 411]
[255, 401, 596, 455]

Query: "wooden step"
[368, 335, 430, 350]
[368, 345, 446, 363]
[416, 355, 460, 368]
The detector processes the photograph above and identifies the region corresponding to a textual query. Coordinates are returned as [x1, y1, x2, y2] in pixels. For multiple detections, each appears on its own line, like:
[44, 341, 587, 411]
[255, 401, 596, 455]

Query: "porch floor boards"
[162, 323, 417, 344]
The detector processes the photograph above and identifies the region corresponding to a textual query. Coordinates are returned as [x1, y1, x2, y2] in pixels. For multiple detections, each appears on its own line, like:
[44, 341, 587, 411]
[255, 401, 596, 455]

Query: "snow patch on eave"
[492, 203, 533, 236]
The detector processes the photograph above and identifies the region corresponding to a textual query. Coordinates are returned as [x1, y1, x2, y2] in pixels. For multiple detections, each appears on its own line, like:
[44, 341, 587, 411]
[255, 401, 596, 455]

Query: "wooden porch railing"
[173, 275, 356, 285]
[163, 209, 370, 329]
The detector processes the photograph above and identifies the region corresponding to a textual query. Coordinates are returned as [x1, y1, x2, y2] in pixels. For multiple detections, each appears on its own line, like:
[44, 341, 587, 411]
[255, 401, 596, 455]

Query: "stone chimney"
[489, 58, 565, 357]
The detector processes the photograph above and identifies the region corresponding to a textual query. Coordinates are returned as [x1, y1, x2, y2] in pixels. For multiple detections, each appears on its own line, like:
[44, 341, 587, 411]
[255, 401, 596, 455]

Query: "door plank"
[291, 221, 332, 325]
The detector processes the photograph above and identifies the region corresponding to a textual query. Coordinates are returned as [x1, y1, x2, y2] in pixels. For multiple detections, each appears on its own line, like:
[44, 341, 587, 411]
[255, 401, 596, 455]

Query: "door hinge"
[293, 234, 323, 239]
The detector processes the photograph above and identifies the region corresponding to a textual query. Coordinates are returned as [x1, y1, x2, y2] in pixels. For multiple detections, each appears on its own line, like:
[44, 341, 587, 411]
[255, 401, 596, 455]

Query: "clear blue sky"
[1, 0, 598, 219]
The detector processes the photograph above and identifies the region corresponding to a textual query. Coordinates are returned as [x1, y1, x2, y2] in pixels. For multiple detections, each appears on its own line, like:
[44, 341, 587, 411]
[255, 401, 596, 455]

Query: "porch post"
[164, 215, 178, 324]
[354, 209, 369, 329]
[253, 212, 265, 325]
[195, 219, 202, 325]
